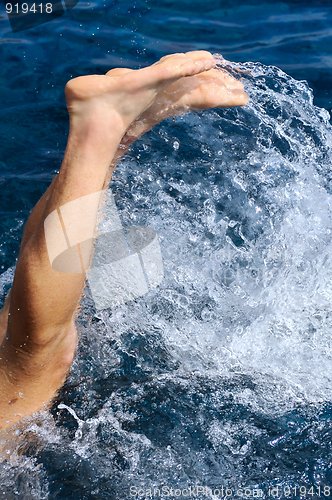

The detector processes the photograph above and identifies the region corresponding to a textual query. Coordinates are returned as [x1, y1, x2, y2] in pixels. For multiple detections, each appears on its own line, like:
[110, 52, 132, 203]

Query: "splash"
[1, 60, 332, 497]
[102, 57, 332, 402]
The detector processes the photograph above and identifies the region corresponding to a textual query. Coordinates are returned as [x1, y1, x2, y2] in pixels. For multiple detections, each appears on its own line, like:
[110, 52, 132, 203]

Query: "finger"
[106, 68, 133, 77]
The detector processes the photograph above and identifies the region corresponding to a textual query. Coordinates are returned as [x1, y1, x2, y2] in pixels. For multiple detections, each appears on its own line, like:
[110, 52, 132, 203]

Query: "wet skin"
[0, 51, 248, 430]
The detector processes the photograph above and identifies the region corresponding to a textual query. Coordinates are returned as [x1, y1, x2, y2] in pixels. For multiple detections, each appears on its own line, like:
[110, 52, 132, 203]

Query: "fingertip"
[204, 58, 216, 70]
[240, 93, 250, 106]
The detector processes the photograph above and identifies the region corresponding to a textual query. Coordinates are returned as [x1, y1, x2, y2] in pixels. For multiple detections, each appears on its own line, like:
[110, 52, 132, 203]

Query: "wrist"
[67, 108, 127, 165]
[69, 105, 126, 139]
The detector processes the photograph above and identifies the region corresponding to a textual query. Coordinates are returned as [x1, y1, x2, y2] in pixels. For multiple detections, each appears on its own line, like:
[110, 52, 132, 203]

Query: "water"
[1, 1, 332, 499]
[1, 58, 332, 499]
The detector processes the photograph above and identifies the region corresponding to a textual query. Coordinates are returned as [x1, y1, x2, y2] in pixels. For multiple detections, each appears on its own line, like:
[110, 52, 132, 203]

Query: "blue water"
[1, 1, 332, 499]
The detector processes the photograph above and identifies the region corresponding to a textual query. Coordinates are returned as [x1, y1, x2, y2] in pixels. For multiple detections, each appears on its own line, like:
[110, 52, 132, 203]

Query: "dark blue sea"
[0, 1, 332, 499]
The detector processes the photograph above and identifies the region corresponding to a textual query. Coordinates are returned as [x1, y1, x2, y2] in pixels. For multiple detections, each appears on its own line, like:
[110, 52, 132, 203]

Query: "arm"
[0, 178, 58, 345]
[0, 117, 125, 426]
[0, 51, 247, 428]
[0, 51, 223, 428]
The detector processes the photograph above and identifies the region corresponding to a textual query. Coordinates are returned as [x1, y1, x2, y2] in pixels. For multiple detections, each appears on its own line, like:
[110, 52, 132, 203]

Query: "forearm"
[7, 115, 126, 345]
[21, 112, 127, 256]
[46, 113, 124, 208]
[0, 177, 57, 338]
[7, 109, 136, 337]
[19, 176, 57, 255]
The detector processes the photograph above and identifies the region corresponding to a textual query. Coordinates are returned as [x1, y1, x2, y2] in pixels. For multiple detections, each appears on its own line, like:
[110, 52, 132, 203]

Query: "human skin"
[0, 51, 248, 429]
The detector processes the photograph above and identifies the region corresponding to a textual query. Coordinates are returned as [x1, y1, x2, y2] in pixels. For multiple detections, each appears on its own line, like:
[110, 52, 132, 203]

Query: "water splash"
[1, 60, 332, 497]
[103, 58, 332, 401]
[57, 404, 85, 440]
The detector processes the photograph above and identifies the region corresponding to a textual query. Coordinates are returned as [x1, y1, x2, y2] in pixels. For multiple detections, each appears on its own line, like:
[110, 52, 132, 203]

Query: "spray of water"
[1, 60, 332, 497]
